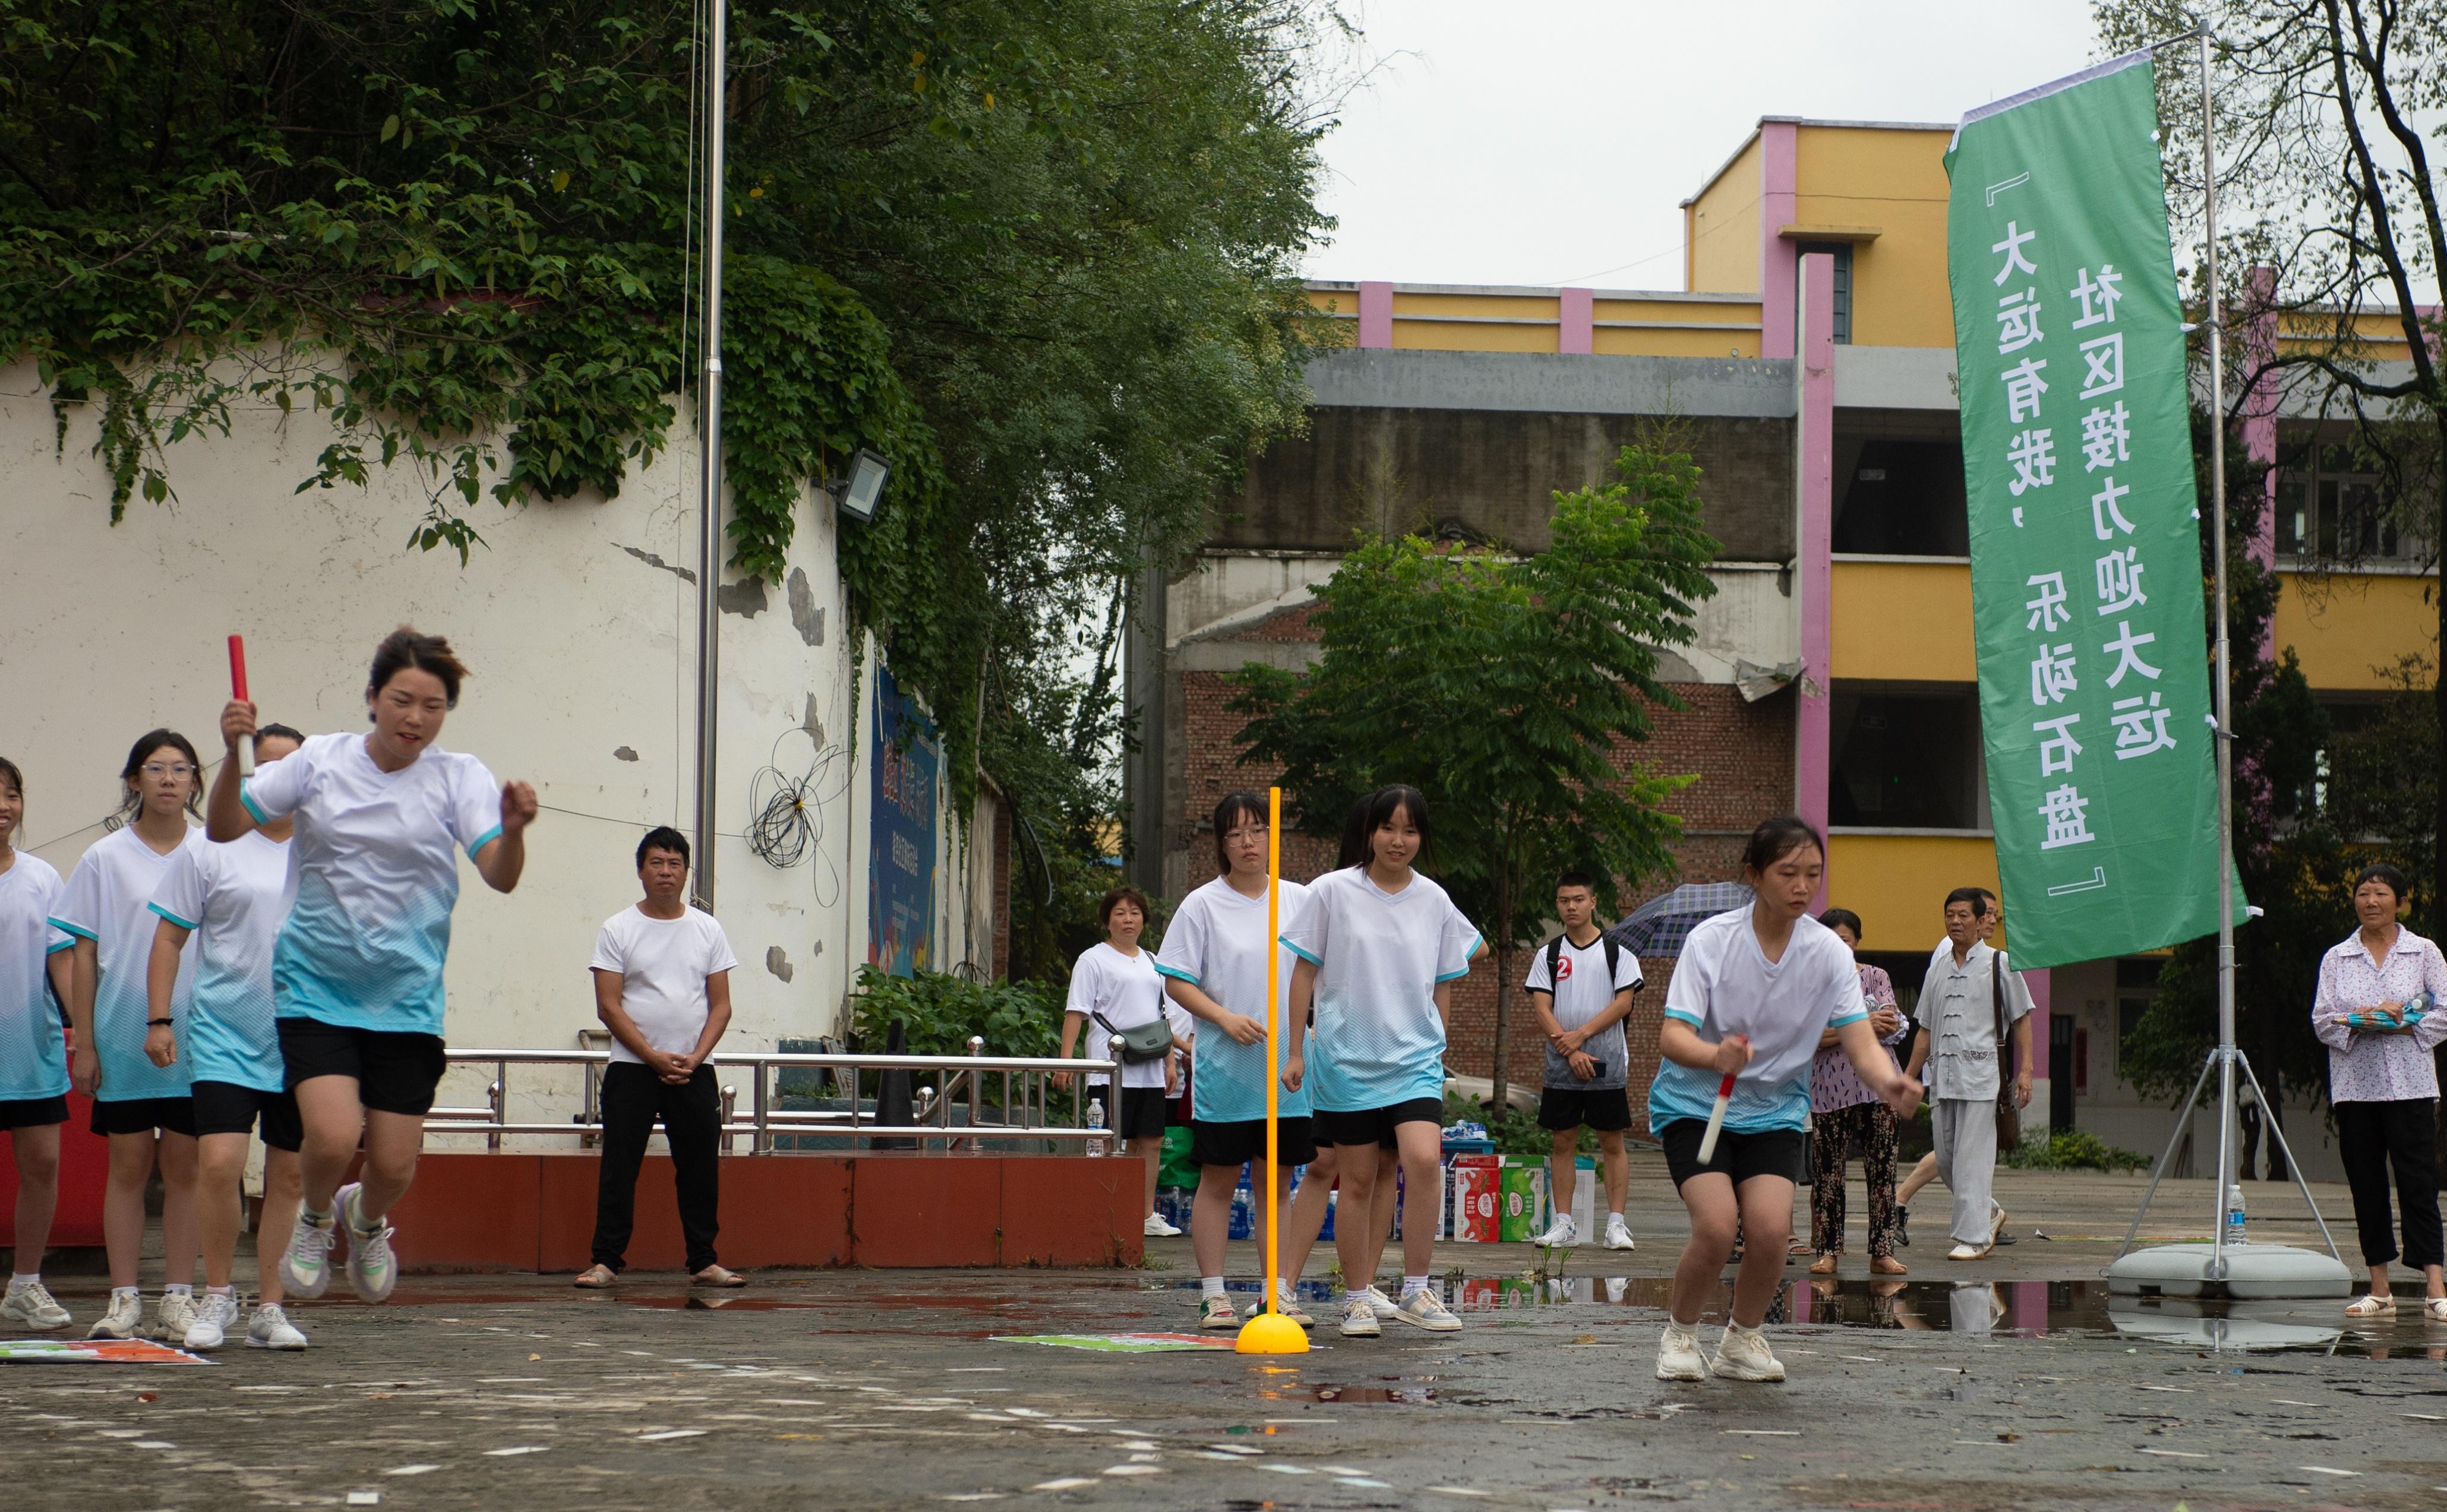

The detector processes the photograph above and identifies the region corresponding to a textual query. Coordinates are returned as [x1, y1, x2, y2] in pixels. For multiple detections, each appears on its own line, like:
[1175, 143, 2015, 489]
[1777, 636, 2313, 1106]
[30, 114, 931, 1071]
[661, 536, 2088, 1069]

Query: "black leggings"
[2334, 1098, 2443, 1271]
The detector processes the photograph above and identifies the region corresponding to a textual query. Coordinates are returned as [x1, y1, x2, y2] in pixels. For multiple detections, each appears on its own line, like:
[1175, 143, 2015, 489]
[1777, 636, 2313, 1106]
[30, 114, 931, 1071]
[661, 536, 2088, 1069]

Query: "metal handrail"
[424, 1044, 1126, 1154]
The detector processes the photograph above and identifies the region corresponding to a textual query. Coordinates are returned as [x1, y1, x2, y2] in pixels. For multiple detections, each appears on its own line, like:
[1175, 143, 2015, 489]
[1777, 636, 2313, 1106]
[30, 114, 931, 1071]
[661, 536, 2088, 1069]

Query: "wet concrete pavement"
[4, 1163, 2443, 1510]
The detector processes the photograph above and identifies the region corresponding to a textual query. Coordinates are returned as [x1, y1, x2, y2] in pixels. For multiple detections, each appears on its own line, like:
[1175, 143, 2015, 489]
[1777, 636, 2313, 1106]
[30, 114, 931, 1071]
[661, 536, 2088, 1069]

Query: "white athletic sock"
[164, 1283, 193, 1298]
[1345, 1287, 1370, 1308]
[9, 1273, 36, 1289]
[112, 1286, 139, 1301]
[1201, 1276, 1226, 1299]
[206, 1285, 236, 1298]
[1727, 1320, 1764, 1342]
[1400, 1275, 1428, 1300]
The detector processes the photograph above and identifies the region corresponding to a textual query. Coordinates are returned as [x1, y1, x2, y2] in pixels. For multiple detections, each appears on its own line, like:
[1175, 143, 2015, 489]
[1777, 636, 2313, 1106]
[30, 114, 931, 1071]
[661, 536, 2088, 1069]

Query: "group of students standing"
[0, 628, 536, 1350]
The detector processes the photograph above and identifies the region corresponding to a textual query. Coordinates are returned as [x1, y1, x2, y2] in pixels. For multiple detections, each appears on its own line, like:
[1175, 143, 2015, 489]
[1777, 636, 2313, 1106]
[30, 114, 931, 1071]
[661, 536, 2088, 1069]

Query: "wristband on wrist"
[147, 1018, 173, 1027]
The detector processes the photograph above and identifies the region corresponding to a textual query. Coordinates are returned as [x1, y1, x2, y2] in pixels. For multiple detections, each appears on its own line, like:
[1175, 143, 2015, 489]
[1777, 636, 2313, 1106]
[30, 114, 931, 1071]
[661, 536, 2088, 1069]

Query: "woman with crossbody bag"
[1059, 885, 1183, 1236]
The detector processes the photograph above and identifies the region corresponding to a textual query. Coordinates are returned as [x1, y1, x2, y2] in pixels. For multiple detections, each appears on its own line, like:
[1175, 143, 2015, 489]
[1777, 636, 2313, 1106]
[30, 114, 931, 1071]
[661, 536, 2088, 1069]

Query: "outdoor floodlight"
[829, 447, 892, 523]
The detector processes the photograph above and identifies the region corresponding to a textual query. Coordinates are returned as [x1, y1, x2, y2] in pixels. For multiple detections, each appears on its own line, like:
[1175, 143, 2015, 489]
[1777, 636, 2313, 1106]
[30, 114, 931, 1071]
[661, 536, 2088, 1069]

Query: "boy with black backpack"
[1526, 871, 1643, 1249]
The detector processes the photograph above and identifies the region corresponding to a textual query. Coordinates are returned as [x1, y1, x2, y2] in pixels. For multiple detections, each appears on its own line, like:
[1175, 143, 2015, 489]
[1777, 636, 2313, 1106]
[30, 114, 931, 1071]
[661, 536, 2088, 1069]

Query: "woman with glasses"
[52, 730, 208, 1341]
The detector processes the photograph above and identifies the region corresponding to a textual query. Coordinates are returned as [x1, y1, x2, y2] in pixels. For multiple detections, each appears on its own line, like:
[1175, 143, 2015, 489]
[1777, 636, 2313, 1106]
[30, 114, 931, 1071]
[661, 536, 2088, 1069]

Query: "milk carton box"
[1450, 1157, 1502, 1242]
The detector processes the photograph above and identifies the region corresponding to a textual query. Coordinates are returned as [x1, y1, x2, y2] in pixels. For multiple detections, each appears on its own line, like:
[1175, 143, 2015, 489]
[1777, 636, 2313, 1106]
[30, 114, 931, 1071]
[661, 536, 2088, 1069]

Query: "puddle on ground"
[1171, 1276, 2441, 1358]
[1307, 1384, 1435, 1404]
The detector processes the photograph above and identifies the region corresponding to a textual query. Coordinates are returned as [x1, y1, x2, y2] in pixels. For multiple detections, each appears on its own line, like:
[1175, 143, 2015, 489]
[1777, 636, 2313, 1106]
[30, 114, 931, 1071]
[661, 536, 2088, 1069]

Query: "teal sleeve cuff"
[48, 918, 96, 942]
[1279, 938, 1321, 966]
[465, 824, 504, 860]
[147, 902, 200, 931]
[1153, 962, 1199, 984]
[45, 937, 73, 955]
[1663, 1006, 1703, 1026]
[239, 786, 269, 825]
[1830, 1008, 1869, 1028]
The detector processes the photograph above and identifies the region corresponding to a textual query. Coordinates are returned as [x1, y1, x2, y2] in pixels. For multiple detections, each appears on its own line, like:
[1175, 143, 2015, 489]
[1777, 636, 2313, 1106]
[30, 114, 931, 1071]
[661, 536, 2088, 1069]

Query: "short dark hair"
[0, 755, 21, 804]
[1347, 785, 1431, 868]
[637, 825, 691, 869]
[254, 722, 307, 753]
[368, 626, 471, 709]
[1944, 886, 1989, 918]
[1740, 814, 1823, 875]
[1211, 790, 1268, 876]
[1819, 907, 1864, 940]
[109, 729, 203, 831]
[1556, 869, 1596, 893]
[2351, 863, 2410, 906]
[1098, 885, 1149, 928]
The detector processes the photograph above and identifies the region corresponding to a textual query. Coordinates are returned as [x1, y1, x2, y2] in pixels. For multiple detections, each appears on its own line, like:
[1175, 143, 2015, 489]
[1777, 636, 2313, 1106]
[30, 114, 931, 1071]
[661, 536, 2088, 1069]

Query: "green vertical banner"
[1945, 51, 2236, 971]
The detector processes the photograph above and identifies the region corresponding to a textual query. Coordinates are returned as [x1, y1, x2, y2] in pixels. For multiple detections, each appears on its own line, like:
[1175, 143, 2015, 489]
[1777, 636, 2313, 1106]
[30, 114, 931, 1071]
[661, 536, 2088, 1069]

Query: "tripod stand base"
[2107, 1241, 2351, 1299]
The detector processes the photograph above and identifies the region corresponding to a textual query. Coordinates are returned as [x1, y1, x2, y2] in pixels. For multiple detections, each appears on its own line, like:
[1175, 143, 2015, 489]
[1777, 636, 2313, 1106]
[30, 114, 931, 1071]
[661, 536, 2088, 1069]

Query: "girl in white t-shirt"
[55, 730, 207, 1342]
[0, 755, 78, 1333]
[207, 628, 539, 1309]
[1648, 815, 1921, 1386]
[1283, 785, 1482, 1340]
[1057, 885, 1183, 1236]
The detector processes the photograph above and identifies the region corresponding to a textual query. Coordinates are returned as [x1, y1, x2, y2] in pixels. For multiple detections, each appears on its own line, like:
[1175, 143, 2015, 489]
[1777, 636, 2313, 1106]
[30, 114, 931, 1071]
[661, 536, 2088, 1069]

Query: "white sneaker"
[1655, 1321, 1706, 1381]
[1532, 1214, 1580, 1247]
[1338, 1295, 1382, 1338]
[338, 1183, 399, 1303]
[0, 1279, 71, 1331]
[281, 1207, 336, 1299]
[1946, 1242, 1983, 1262]
[1200, 1293, 1239, 1330]
[1142, 1212, 1183, 1238]
[1709, 1322, 1786, 1382]
[1362, 1284, 1399, 1318]
[87, 1291, 142, 1341]
[153, 1290, 196, 1342]
[247, 1303, 309, 1351]
[1603, 1214, 1636, 1251]
[1392, 1287, 1462, 1332]
[1246, 1282, 1315, 1328]
[184, 1292, 239, 1352]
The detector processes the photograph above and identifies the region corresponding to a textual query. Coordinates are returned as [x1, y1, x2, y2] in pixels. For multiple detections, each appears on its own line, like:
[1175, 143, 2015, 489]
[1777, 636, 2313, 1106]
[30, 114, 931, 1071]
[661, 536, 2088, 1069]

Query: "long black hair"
[105, 728, 202, 833]
[1344, 784, 1431, 869]
[1739, 814, 1823, 876]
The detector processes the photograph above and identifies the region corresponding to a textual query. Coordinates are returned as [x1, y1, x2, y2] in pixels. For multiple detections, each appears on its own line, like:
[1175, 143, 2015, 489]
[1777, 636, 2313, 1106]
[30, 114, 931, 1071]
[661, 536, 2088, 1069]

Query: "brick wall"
[1172, 610, 1794, 1133]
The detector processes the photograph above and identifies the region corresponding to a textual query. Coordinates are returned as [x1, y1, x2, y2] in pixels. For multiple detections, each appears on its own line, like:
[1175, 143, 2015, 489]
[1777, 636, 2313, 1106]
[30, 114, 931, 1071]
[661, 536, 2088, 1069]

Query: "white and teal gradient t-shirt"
[52, 825, 201, 1103]
[148, 830, 293, 1092]
[1648, 907, 1868, 1135]
[1156, 876, 1312, 1125]
[1279, 867, 1480, 1113]
[0, 853, 73, 1102]
[241, 733, 503, 1038]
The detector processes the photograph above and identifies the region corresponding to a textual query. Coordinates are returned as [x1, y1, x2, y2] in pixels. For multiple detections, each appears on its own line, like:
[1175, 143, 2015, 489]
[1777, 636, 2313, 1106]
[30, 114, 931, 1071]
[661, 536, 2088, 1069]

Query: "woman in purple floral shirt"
[1807, 909, 1910, 1276]
[2313, 863, 2447, 1320]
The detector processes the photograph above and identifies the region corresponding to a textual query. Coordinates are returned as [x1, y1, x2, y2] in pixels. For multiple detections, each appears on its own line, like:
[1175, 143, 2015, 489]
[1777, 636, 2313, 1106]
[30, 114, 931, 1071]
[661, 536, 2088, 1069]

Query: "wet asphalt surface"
[4, 1166, 2443, 1511]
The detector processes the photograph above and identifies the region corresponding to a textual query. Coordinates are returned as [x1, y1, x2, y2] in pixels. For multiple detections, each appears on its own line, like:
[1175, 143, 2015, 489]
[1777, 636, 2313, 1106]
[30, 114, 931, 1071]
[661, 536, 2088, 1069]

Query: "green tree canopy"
[1229, 441, 1721, 1107]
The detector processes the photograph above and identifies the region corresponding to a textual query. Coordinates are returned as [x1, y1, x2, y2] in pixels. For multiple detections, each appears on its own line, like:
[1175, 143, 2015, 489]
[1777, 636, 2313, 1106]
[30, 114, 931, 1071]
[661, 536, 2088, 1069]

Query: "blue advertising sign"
[869, 667, 940, 977]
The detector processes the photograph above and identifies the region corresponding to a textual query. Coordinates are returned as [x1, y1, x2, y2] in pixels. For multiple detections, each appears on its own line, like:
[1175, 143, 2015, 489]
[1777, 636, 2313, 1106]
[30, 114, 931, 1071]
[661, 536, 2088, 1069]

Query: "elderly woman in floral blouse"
[1807, 908, 1911, 1276]
[2314, 863, 2447, 1321]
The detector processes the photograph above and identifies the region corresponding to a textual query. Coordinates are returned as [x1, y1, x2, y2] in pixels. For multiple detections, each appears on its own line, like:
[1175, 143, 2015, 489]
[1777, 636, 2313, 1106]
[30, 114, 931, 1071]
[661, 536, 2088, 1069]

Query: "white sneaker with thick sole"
[1655, 1322, 1706, 1381]
[0, 1280, 71, 1331]
[337, 1183, 399, 1303]
[1362, 1284, 1398, 1318]
[1393, 1288, 1462, 1332]
[281, 1207, 336, 1299]
[1532, 1214, 1580, 1247]
[184, 1292, 240, 1352]
[1603, 1214, 1635, 1251]
[1199, 1293, 1239, 1330]
[86, 1292, 141, 1341]
[1946, 1242, 1983, 1262]
[1709, 1323, 1786, 1382]
[1246, 1283, 1316, 1328]
[153, 1290, 196, 1342]
[1142, 1212, 1183, 1238]
[247, 1303, 309, 1351]
[1338, 1295, 1382, 1338]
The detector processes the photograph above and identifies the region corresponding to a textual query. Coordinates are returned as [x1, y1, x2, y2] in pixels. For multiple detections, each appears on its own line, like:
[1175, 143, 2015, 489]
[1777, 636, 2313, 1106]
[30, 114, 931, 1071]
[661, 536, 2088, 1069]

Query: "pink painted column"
[1796, 252, 1835, 907]
[1758, 121, 1801, 359]
[1558, 286, 1594, 355]
[1358, 280, 1394, 349]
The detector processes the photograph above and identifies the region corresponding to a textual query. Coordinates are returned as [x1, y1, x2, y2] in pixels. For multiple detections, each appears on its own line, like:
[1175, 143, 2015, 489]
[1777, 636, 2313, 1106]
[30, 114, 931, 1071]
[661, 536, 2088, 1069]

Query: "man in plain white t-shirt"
[574, 827, 744, 1289]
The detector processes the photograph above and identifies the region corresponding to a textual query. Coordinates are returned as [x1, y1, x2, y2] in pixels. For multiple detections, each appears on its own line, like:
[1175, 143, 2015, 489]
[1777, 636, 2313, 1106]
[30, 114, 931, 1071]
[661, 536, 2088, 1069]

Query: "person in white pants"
[1902, 889, 2032, 1261]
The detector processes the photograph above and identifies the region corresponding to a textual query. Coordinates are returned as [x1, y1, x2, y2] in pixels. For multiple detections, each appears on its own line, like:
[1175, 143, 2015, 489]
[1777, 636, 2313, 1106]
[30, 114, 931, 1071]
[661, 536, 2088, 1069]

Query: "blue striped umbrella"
[1604, 882, 1754, 958]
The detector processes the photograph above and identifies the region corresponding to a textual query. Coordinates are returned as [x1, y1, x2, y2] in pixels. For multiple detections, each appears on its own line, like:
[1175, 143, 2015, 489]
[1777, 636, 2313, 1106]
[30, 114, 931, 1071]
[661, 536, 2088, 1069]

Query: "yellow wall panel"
[1828, 834, 2001, 953]
[1688, 136, 1762, 295]
[1391, 292, 1560, 320]
[1831, 559, 1976, 681]
[1390, 319, 1556, 353]
[1592, 298, 1760, 325]
[1794, 126, 1955, 349]
[2273, 571, 2439, 691]
[1592, 326, 1761, 358]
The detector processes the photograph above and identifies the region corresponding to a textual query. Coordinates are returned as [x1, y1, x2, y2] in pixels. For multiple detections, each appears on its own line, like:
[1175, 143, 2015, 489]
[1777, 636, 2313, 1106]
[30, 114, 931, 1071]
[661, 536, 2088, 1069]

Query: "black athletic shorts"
[0, 1094, 69, 1131]
[1191, 1115, 1316, 1169]
[1087, 1083, 1170, 1140]
[277, 1017, 447, 1116]
[1539, 1085, 1634, 1132]
[1312, 1097, 1442, 1150]
[192, 1079, 304, 1151]
[90, 1094, 198, 1138]
[1658, 1118, 1804, 1190]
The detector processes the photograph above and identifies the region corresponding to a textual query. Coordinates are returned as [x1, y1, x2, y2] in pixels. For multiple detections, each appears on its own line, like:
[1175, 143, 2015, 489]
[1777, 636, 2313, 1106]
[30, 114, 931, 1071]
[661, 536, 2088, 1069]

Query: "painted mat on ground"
[0, 1338, 214, 1365]
[990, 1332, 1234, 1353]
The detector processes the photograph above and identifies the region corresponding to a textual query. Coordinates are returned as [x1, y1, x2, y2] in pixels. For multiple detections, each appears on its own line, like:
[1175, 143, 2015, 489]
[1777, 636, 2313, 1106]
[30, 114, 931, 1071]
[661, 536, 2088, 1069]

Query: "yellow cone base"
[1234, 1312, 1310, 1355]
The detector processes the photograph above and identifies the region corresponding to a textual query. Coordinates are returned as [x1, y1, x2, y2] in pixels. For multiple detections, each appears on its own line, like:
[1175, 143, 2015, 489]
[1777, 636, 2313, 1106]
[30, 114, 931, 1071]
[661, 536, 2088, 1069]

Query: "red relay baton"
[1695, 1034, 1751, 1165]
[228, 635, 253, 776]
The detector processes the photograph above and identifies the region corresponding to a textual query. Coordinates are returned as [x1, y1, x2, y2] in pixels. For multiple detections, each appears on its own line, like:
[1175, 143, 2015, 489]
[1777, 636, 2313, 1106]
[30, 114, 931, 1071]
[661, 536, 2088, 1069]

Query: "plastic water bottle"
[1085, 1097, 1107, 1157]
[2224, 1181, 2246, 1243]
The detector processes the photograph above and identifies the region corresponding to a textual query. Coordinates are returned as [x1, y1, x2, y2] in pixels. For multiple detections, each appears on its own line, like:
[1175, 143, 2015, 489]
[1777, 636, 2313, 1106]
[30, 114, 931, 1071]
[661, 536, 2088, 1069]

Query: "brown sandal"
[572, 1264, 617, 1289]
[692, 1264, 748, 1289]
[1807, 1253, 1839, 1277]
[1870, 1254, 1908, 1276]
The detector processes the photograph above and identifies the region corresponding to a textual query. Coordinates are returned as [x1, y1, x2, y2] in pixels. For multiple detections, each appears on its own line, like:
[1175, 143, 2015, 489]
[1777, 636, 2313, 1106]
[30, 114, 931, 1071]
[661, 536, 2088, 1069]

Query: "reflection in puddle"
[623, 1296, 825, 1311]
[1309, 1384, 1435, 1404]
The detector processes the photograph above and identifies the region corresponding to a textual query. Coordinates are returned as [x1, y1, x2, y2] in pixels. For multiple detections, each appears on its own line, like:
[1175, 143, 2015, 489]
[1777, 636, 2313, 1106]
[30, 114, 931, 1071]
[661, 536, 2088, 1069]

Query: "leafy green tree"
[1229, 441, 1720, 1108]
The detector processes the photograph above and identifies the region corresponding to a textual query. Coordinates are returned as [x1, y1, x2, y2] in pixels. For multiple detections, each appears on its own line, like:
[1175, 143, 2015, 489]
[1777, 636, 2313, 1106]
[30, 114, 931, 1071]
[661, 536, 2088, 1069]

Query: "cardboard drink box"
[1497, 1159, 1548, 1242]
[1449, 1156, 1502, 1243]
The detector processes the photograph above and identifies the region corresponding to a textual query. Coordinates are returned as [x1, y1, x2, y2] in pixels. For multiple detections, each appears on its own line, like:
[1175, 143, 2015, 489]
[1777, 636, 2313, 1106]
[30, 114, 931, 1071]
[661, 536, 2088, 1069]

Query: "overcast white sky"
[1305, 0, 2105, 289]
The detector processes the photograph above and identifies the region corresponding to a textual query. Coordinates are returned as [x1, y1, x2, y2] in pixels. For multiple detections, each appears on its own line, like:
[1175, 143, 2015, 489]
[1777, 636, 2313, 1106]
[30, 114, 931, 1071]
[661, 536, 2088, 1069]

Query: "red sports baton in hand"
[1695, 1034, 1751, 1165]
[228, 635, 252, 777]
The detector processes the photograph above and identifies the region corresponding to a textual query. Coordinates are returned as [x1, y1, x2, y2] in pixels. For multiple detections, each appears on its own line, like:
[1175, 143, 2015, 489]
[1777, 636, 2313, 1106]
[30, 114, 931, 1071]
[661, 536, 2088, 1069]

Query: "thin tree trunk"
[1490, 864, 1514, 1118]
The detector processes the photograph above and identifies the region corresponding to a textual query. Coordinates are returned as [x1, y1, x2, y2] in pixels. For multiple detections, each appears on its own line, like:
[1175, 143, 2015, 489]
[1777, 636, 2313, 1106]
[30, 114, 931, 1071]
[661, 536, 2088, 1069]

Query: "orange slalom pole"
[1236, 786, 1306, 1353]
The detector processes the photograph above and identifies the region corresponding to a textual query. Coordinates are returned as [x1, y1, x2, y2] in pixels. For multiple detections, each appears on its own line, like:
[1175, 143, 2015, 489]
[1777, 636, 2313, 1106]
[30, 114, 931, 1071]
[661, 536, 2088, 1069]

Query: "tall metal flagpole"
[691, 0, 728, 911]
[2198, 23, 2237, 1281]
